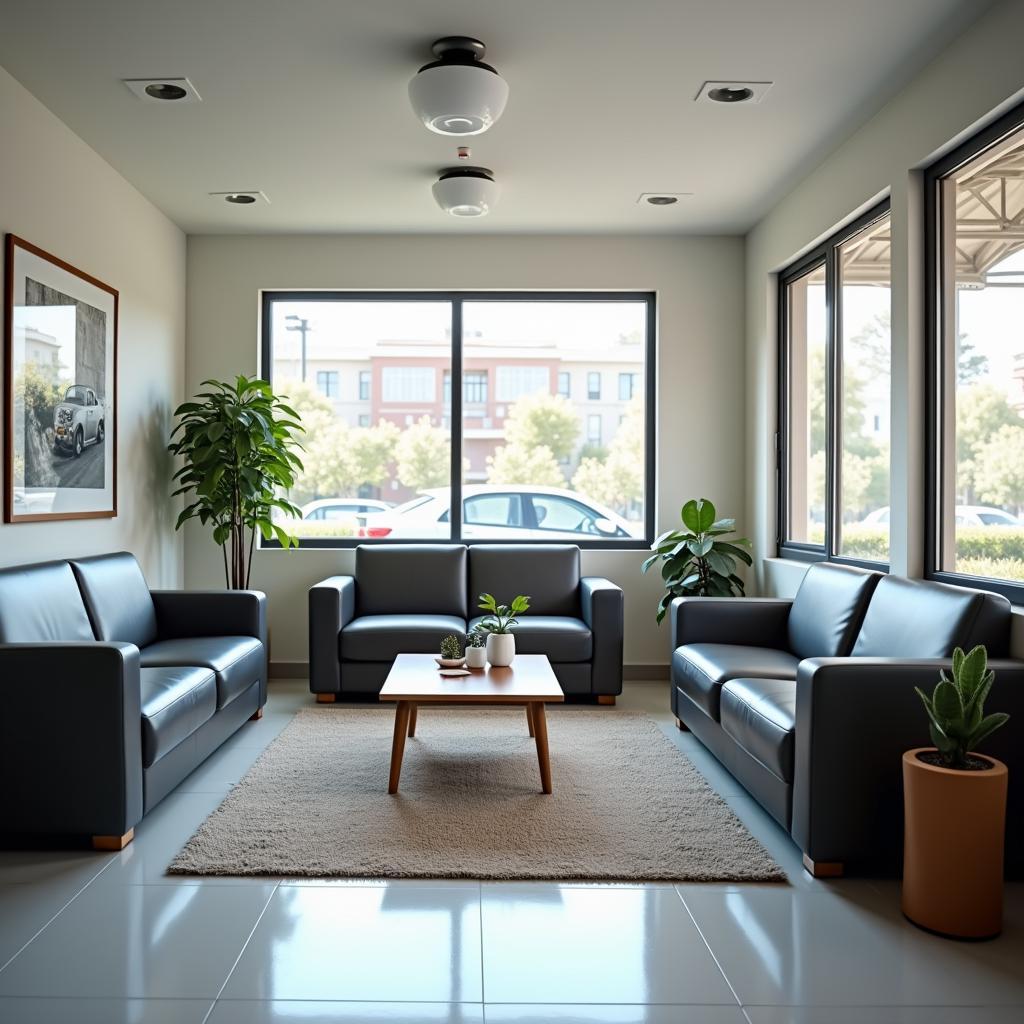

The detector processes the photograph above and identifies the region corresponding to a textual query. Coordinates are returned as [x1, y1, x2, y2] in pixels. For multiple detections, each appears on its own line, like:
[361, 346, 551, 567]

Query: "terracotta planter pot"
[486, 632, 515, 667]
[902, 747, 1007, 939]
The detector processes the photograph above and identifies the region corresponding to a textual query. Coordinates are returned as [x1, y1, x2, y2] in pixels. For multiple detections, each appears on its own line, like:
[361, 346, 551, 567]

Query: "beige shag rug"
[168, 707, 785, 882]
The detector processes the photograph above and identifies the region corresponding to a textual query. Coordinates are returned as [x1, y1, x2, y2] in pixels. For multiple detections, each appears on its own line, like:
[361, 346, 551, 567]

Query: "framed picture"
[4, 234, 118, 522]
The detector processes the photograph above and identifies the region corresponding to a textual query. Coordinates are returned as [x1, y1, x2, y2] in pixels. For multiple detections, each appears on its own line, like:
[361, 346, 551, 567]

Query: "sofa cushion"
[70, 552, 158, 649]
[469, 544, 580, 617]
[140, 636, 263, 709]
[0, 560, 94, 643]
[140, 666, 217, 768]
[720, 677, 797, 783]
[341, 614, 467, 662]
[787, 563, 881, 660]
[355, 545, 467, 618]
[672, 643, 800, 721]
[852, 575, 1012, 658]
[468, 615, 592, 662]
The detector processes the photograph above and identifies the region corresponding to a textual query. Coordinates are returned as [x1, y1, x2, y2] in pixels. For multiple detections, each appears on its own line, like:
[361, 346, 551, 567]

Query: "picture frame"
[3, 234, 118, 522]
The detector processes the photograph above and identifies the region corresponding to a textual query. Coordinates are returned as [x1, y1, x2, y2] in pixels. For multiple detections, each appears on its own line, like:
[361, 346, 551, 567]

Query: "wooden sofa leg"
[802, 853, 844, 878]
[250, 708, 264, 720]
[93, 829, 134, 851]
[597, 695, 616, 706]
[674, 716, 689, 731]
[316, 693, 337, 704]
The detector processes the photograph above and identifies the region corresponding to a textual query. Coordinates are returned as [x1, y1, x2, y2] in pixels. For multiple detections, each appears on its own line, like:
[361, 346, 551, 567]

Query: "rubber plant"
[169, 376, 304, 589]
[915, 645, 1009, 769]
[642, 498, 752, 623]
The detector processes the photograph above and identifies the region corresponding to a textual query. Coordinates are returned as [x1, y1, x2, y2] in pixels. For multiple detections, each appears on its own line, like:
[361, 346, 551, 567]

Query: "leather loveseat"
[0, 552, 267, 849]
[309, 543, 623, 702]
[670, 563, 1024, 876]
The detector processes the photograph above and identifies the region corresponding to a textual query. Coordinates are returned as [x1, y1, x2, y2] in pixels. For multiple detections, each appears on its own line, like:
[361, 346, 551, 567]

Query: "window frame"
[260, 290, 657, 549]
[777, 199, 892, 570]
[924, 99, 1024, 604]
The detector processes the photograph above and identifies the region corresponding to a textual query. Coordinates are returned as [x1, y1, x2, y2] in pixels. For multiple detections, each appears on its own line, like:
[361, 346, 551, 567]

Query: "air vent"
[123, 77, 202, 103]
[694, 81, 772, 105]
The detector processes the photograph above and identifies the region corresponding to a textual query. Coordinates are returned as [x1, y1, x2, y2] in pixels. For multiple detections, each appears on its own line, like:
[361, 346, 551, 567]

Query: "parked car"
[356, 485, 641, 540]
[53, 384, 105, 457]
[300, 498, 393, 521]
[860, 505, 1021, 527]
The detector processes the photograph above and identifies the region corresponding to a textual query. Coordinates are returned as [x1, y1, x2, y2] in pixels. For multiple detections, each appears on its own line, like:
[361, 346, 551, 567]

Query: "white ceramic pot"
[465, 646, 487, 669]
[486, 632, 515, 667]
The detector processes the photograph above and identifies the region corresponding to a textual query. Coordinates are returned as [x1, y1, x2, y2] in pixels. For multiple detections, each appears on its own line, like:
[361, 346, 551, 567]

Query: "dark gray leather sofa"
[310, 543, 623, 702]
[671, 563, 1024, 876]
[0, 552, 267, 849]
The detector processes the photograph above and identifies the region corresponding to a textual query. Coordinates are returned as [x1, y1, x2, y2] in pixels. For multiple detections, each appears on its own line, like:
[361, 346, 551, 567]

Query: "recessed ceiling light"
[208, 191, 270, 206]
[694, 80, 772, 105]
[636, 192, 692, 206]
[123, 77, 202, 103]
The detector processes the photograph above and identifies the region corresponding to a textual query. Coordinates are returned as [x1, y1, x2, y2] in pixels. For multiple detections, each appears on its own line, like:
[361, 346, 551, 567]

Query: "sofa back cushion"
[788, 563, 881, 659]
[70, 552, 158, 649]
[852, 575, 1011, 658]
[355, 544, 467, 617]
[469, 544, 580, 617]
[0, 560, 95, 643]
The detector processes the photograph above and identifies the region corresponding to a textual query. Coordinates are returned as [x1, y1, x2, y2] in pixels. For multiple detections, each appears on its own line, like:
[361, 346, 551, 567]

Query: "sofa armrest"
[581, 576, 624, 696]
[150, 589, 267, 643]
[669, 596, 792, 652]
[309, 576, 356, 695]
[0, 642, 143, 837]
[792, 657, 1024, 873]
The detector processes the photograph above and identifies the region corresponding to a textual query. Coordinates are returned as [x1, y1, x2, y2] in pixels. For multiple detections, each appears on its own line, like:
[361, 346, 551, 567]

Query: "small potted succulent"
[904, 645, 1010, 939]
[477, 593, 530, 667]
[465, 629, 488, 669]
[437, 633, 465, 669]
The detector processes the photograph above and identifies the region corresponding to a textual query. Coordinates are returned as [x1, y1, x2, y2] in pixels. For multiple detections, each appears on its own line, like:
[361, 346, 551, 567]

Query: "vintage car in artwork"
[53, 384, 105, 457]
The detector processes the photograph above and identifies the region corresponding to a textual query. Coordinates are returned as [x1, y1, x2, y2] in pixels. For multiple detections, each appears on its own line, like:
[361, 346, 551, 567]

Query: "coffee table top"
[379, 653, 565, 704]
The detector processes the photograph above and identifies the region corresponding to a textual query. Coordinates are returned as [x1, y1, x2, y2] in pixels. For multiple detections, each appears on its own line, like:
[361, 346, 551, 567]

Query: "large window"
[779, 202, 892, 565]
[927, 104, 1024, 597]
[262, 292, 655, 547]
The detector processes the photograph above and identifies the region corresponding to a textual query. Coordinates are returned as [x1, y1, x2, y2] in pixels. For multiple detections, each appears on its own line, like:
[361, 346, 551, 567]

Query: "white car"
[300, 498, 393, 522]
[860, 505, 1021, 527]
[53, 384, 105, 457]
[356, 485, 641, 540]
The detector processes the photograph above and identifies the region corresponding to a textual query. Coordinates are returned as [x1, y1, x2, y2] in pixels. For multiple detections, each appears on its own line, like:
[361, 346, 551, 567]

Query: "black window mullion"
[450, 300, 463, 541]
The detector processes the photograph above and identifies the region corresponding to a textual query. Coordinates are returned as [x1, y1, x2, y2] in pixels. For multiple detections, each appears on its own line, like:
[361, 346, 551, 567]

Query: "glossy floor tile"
[0, 996, 212, 1023]
[482, 1007, 748, 1023]
[744, 1009, 1024, 1024]
[480, 885, 737, 1005]
[208, 1002, 485, 1023]
[220, 884, 483, 1002]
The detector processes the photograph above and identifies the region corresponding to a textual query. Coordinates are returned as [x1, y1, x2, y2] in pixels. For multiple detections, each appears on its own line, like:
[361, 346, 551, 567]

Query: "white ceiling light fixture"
[637, 192, 692, 206]
[208, 190, 270, 205]
[123, 77, 202, 103]
[694, 80, 773, 105]
[432, 166, 499, 217]
[409, 37, 509, 136]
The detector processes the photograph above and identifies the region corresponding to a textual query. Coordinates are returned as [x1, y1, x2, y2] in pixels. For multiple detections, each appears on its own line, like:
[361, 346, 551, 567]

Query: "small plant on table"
[439, 634, 464, 661]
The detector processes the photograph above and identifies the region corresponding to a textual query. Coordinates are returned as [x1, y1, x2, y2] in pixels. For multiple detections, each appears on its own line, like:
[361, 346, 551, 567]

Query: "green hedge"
[954, 528, 1024, 560]
[954, 557, 1024, 583]
[288, 520, 357, 539]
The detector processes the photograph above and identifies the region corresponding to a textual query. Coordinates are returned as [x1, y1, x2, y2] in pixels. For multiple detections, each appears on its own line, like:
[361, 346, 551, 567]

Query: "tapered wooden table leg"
[408, 704, 418, 738]
[389, 701, 412, 794]
[532, 702, 552, 794]
[526, 702, 536, 737]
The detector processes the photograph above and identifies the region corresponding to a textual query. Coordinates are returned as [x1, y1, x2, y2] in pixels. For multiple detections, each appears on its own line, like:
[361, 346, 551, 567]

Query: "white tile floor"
[0, 679, 1021, 1023]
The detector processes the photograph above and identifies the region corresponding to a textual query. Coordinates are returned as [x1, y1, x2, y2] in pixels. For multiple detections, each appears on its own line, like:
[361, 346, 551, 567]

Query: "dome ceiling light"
[409, 37, 509, 136]
[432, 166, 499, 217]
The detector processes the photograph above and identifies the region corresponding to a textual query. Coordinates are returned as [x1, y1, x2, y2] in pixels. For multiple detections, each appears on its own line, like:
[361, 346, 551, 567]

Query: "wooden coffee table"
[379, 653, 565, 795]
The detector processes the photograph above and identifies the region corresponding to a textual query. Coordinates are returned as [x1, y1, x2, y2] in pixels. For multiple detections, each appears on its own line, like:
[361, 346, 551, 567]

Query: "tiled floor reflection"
[0, 678, 1020, 1023]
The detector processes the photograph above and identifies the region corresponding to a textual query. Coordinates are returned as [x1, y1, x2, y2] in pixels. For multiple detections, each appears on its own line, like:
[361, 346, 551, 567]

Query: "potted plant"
[168, 376, 304, 589]
[477, 593, 530, 667]
[904, 645, 1010, 938]
[438, 633, 465, 668]
[465, 629, 488, 669]
[641, 498, 752, 622]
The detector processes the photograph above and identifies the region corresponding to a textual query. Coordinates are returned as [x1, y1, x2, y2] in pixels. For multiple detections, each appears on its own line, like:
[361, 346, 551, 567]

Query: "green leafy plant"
[439, 634, 464, 660]
[466, 629, 487, 649]
[477, 593, 530, 634]
[642, 498, 752, 623]
[915, 645, 1009, 769]
[169, 376, 304, 589]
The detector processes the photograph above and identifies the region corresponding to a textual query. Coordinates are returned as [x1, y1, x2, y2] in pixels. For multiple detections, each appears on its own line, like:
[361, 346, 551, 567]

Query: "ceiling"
[0, 0, 993, 235]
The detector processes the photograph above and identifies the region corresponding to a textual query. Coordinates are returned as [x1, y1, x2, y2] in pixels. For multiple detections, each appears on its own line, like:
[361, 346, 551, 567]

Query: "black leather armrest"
[150, 589, 267, 643]
[792, 657, 1024, 873]
[0, 642, 143, 837]
[309, 576, 356, 695]
[581, 577, 624, 696]
[669, 596, 792, 652]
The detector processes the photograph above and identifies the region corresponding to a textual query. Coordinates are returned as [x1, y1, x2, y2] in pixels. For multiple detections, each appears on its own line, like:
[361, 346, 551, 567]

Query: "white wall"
[0, 65, 186, 585]
[185, 234, 745, 670]
[744, 0, 1024, 654]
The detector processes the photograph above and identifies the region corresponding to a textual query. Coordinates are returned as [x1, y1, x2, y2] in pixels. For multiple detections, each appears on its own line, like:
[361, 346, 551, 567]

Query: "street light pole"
[284, 315, 311, 382]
